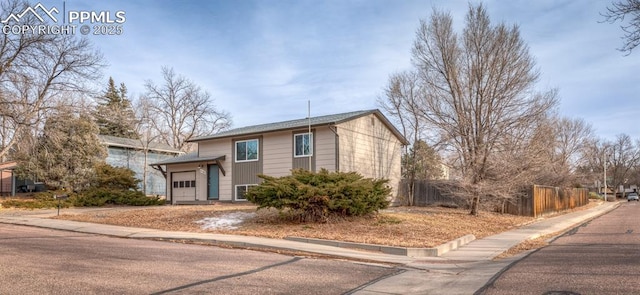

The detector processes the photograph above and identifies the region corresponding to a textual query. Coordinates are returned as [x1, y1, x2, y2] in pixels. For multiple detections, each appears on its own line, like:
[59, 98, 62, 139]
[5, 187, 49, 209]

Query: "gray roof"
[190, 109, 408, 144]
[150, 152, 225, 166]
[98, 135, 181, 154]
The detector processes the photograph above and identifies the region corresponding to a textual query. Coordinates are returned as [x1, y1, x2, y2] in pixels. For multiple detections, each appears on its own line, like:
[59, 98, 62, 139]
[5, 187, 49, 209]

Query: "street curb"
[285, 234, 476, 257]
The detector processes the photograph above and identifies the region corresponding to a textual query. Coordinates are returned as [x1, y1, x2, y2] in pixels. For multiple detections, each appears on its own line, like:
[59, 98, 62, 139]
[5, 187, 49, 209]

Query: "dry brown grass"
[54, 203, 537, 248]
[47, 200, 604, 259]
[493, 231, 561, 260]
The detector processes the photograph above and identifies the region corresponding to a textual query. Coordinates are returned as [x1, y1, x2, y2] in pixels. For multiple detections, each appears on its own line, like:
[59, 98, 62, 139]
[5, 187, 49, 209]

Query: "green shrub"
[72, 188, 165, 206]
[0, 189, 163, 209]
[1, 198, 72, 209]
[92, 163, 141, 190]
[1, 190, 75, 209]
[245, 169, 391, 222]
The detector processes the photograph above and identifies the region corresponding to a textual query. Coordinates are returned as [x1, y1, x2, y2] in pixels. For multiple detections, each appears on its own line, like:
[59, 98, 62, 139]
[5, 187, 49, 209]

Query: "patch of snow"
[196, 212, 256, 230]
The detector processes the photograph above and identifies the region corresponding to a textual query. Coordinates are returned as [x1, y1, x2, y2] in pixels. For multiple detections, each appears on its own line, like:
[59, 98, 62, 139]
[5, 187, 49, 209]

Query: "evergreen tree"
[402, 140, 443, 180]
[16, 109, 107, 190]
[94, 77, 139, 139]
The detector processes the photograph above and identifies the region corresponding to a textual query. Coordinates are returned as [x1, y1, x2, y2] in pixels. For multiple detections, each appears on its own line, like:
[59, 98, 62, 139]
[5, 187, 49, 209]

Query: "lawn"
[52, 203, 540, 248]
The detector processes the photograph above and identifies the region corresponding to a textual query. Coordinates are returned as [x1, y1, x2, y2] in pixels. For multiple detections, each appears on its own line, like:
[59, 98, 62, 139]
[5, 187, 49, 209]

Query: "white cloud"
[36, 0, 640, 140]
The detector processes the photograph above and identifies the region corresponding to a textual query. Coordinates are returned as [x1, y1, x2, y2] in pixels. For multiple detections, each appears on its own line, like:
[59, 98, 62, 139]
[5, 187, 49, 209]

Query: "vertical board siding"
[105, 147, 176, 196]
[198, 139, 233, 200]
[232, 136, 263, 200]
[232, 162, 262, 185]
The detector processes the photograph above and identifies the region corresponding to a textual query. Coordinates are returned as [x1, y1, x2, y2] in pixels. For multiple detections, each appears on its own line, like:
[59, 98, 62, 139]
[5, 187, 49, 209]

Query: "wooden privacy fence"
[505, 185, 589, 217]
[399, 179, 467, 207]
[401, 180, 589, 217]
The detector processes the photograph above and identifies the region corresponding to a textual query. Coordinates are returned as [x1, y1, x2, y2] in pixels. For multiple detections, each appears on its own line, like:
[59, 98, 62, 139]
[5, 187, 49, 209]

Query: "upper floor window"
[294, 133, 313, 157]
[236, 139, 259, 162]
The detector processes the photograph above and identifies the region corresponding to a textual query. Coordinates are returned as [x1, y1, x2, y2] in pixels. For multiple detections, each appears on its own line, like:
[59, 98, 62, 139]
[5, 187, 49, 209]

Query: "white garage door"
[172, 171, 196, 202]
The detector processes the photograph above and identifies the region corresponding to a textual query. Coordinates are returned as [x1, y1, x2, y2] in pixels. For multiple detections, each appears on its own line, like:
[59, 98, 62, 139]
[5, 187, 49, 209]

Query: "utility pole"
[308, 100, 312, 172]
[604, 152, 608, 202]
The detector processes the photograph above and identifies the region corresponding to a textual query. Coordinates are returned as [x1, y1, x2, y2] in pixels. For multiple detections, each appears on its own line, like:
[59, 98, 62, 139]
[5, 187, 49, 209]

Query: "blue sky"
[36, 0, 640, 140]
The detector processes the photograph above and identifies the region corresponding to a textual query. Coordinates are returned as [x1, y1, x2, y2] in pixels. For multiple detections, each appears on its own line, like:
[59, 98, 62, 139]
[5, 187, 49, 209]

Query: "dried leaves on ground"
[53, 203, 536, 248]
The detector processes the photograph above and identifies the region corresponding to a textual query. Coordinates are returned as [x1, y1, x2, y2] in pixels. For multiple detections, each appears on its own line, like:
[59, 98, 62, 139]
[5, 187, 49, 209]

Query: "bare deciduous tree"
[576, 138, 610, 192]
[0, 0, 104, 161]
[603, 0, 640, 53]
[140, 67, 231, 152]
[580, 135, 640, 196]
[607, 134, 640, 194]
[379, 71, 440, 205]
[553, 118, 593, 169]
[410, 4, 558, 215]
[134, 97, 164, 194]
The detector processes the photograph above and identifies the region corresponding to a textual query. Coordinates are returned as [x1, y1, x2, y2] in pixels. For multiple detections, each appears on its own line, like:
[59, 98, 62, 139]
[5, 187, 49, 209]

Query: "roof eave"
[150, 155, 226, 166]
[104, 142, 182, 154]
[332, 110, 409, 145]
[188, 122, 335, 142]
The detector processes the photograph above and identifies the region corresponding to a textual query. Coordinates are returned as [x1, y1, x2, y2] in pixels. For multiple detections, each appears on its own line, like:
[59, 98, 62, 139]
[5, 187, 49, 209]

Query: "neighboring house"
[99, 135, 182, 196]
[0, 161, 17, 196]
[437, 163, 451, 180]
[151, 109, 409, 204]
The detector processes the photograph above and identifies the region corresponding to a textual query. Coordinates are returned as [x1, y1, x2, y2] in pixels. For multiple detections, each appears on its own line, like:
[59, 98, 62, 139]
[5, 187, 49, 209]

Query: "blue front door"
[207, 164, 219, 200]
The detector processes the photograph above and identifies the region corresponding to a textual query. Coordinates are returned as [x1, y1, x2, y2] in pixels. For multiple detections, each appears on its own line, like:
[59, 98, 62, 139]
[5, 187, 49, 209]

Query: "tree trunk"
[470, 195, 480, 216]
[408, 178, 415, 206]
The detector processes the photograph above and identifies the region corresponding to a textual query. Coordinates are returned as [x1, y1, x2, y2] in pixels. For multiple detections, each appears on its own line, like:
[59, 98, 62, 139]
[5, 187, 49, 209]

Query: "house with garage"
[151, 109, 408, 204]
[99, 135, 182, 196]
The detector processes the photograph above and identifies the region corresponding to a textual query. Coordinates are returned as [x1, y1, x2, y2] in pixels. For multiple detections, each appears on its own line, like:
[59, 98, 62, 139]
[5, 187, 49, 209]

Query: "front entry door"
[207, 164, 219, 200]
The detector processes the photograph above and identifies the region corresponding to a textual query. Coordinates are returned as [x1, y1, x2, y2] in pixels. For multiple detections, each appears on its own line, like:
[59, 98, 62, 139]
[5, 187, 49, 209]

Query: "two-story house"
[151, 109, 408, 204]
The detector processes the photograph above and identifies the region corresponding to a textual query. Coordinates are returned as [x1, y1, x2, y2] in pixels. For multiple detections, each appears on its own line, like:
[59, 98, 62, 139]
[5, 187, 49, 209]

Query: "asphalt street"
[0, 224, 398, 295]
[478, 201, 640, 295]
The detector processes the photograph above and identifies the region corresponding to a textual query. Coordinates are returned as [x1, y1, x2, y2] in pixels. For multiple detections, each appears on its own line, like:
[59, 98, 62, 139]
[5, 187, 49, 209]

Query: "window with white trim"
[235, 184, 257, 201]
[294, 133, 313, 157]
[235, 139, 259, 162]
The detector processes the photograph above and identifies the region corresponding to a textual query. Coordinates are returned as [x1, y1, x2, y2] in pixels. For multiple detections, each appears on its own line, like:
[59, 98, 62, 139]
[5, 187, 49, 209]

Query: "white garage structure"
[170, 171, 196, 202]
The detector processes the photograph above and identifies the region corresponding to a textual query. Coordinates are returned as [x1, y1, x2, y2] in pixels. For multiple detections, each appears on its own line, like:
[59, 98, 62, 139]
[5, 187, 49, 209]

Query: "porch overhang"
[150, 154, 226, 177]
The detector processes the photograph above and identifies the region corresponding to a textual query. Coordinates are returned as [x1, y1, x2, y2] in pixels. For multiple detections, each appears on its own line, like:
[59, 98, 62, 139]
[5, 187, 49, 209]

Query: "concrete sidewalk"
[0, 201, 620, 295]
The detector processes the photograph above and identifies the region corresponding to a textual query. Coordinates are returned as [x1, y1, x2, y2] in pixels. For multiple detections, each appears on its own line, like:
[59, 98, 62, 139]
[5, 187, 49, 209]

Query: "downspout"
[329, 125, 339, 171]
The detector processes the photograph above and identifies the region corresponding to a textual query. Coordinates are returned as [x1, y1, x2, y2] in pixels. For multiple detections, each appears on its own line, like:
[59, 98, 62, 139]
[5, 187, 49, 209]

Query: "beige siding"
[262, 127, 336, 175]
[336, 114, 403, 200]
[197, 139, 233, 201]
[314, 126, 336, 171]
[262, 131, 293, 177]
